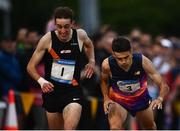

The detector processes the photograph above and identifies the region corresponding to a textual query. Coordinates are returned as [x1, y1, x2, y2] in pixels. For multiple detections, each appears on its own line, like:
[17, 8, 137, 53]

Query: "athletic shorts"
[42, 85, 83, 113]
[109, 87, 152, 117]
[124, 101, 150, 117]
[112, 96, 151, 117]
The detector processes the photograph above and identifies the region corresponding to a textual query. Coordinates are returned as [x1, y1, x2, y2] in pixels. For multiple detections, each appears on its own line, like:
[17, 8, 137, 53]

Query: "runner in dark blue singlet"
[101, 36, 169, 130]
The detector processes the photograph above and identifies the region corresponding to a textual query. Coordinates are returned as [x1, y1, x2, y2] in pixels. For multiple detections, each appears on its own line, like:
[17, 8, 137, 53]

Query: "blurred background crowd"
[0, 0, 180, 130]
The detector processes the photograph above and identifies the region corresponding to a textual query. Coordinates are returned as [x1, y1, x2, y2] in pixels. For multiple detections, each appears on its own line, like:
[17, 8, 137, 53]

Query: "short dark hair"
[54, 6, 74, 21]
[112, 36, 131, 52]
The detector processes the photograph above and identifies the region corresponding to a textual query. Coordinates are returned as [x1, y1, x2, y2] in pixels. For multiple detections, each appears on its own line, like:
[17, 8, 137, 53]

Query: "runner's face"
[113, 51, 132, 69]
[55, 18, 72, 41]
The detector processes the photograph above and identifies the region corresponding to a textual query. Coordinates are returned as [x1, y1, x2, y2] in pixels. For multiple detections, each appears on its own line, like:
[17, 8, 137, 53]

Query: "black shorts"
[42, 85, 83, 113]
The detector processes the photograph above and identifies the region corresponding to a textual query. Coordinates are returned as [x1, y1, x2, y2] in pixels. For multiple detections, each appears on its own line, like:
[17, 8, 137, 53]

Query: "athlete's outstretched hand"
[38, 77, 54, 93]
[150, 97, 163, 110]
[84, 61, 95, 78]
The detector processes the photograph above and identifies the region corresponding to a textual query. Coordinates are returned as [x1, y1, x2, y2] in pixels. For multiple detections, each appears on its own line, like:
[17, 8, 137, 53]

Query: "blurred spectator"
[130, 37, 141, 53]
[0, 36, 22, 100]
[165, 42, 180, 90]
[129, 28, 142, 53]
[171, 84, 180, 129]
[18, 30, 39, 92]
[25, 31, 48, 130]
[129, 27, 142, 40]
[163, 42, 180, 129]
[16, 28, 28, 54]
[95, 27, 118, 67]
[15, 30, 39, 129]
[140, 33, 153, 59]
[140, 33, 152, 46]
[152, 38, 173, 76]
[16, 30, 48, 129]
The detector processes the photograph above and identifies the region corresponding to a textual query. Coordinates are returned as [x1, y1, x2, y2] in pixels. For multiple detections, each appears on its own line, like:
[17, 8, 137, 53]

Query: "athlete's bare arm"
[77, 29, 95, 78]
[101, 58, 110, 99]
[27, 32, 54, 93]
[77, 29, 95, 63]
[101, 58, 115, 113]
[27, 32, 51, 80]
[142, 55, 169, 109]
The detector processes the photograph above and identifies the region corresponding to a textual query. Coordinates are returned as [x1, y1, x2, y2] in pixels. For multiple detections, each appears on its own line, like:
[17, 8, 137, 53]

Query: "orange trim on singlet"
[72, 79, 79, 86]
[49, 48, 60, 59]
[109, 85, 147, 102]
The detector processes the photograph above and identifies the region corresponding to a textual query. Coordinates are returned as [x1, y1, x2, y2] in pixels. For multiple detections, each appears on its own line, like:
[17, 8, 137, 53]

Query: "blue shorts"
[118, 97, 151, 117]
[125, 103, 150, 117]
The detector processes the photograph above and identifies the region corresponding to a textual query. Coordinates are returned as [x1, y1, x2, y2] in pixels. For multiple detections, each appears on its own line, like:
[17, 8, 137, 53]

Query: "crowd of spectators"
[0, 23, 180, 129]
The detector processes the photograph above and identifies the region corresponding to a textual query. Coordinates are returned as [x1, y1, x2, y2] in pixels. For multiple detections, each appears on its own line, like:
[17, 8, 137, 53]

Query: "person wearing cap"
[152, 38, 173, 75]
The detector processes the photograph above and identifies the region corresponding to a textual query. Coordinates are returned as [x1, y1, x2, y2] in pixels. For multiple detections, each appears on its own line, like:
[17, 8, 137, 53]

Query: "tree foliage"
[8, 0, 180, 36]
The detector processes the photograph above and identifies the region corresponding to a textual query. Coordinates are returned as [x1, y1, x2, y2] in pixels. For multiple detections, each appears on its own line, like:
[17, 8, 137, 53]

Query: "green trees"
[9, 0, 180, 36]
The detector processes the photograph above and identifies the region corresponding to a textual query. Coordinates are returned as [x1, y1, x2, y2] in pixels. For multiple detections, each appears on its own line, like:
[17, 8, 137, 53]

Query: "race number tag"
[51, 59, 75, 84]
[117, 80, 140, 93]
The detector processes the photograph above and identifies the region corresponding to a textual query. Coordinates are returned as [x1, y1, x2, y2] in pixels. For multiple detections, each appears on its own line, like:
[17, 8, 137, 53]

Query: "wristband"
[37, 77, 49, 88]
[157, 96, 163, 102]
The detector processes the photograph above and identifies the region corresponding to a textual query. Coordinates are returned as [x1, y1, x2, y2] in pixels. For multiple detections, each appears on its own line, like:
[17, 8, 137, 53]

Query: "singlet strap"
[71, 29, 78, 42]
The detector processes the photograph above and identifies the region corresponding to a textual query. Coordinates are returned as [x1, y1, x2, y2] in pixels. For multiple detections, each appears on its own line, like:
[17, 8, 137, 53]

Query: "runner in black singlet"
[27, 7, 95, 130]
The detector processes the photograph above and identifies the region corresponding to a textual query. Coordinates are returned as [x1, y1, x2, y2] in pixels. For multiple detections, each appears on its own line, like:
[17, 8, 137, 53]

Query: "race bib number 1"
[50, 59, 75, 84]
